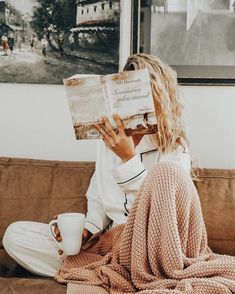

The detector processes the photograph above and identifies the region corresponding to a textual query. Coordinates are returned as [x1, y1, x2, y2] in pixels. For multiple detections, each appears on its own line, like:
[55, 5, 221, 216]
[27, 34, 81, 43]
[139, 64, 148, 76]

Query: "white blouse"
[84, 135, 191, 234]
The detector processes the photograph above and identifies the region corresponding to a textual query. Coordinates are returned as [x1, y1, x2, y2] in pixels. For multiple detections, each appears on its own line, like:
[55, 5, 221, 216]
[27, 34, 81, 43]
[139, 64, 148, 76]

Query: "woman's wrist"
[121, 152, 136, 163]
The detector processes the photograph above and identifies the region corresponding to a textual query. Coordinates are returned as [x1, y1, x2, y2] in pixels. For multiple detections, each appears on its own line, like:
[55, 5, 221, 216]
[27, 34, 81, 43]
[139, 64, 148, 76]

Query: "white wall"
[0, 83, 235, 168]
[0, 83, 97, 162]
[182, 86, 235, 169]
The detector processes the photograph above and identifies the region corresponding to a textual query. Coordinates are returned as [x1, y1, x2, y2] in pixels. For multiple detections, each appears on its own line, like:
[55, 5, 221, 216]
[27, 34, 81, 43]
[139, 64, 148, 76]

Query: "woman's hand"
[53, 215, 92, 255]
[95, 114, 137, 162]
[52, 215, 63, 255]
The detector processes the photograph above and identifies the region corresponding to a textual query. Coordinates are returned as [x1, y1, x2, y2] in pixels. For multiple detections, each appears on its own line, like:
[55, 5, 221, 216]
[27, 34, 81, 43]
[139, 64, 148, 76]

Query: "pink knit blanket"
[56, 162, 235, 293]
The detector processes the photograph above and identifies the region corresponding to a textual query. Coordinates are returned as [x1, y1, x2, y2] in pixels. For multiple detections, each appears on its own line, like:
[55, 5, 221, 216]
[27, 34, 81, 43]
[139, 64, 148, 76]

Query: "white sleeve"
[85, 171, 111, 234]
[110, 154, 147, 193]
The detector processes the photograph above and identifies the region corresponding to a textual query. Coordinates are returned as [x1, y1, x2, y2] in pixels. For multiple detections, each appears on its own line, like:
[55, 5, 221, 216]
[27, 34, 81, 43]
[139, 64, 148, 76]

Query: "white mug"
[49, 213, 85, 256]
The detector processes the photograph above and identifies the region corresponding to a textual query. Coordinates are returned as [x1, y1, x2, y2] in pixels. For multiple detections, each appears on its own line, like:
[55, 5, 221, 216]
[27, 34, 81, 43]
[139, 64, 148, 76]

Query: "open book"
[64, 69, 157, 140]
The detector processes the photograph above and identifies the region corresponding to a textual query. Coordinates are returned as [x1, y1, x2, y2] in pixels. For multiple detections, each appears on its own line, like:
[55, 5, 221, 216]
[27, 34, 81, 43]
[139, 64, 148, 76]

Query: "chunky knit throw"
[56, 162, 235, 293]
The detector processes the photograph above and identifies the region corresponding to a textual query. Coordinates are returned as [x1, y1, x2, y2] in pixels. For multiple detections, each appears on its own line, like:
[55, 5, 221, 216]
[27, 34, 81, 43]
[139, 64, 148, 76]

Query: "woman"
[3, 54, 235, 292]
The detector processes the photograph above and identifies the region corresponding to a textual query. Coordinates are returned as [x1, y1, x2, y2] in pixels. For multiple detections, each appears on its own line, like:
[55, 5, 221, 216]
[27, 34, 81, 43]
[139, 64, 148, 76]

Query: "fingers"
[95, 115, 125, 139]
[52, 215, 61, 241]
[94, 117, 115, 148]
[94, 122, 107, 138]
[53, 224, 62, 242]
[102, 116, 117, 138]
[112, 114, 125, 135]
[94, 115, 128, 155]
[94, 123, 112, 148]
[52, 216, 63, 255]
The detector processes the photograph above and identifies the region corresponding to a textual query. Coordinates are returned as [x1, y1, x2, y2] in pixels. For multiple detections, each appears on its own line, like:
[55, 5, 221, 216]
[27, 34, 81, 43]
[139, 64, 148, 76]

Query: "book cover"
[64, 69, 157, 140]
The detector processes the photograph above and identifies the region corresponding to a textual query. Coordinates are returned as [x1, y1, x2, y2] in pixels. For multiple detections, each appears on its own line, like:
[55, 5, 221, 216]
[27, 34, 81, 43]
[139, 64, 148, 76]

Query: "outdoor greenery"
[31, 0, 76, 41]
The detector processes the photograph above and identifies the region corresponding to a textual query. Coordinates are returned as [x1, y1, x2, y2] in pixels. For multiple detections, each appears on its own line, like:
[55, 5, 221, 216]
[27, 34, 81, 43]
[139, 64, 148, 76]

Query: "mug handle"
[48, 219, 61, 247]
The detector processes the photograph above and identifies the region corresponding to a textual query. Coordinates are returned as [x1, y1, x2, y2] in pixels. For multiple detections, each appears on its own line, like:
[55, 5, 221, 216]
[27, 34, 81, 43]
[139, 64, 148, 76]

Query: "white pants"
[2, 221, 63, 277]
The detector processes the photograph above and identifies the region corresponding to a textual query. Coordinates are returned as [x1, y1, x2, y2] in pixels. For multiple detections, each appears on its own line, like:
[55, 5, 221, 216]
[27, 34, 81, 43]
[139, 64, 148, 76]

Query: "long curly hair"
[123, 53, 189, 153]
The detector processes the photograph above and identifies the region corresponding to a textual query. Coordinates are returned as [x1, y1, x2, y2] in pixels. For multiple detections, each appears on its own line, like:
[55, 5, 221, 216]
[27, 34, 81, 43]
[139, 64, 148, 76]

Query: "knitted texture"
[56, 162, 235, 293]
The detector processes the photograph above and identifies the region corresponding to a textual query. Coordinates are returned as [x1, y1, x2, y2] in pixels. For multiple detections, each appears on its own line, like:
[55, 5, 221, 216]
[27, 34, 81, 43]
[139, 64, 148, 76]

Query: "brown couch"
[0, 157, 234, 294]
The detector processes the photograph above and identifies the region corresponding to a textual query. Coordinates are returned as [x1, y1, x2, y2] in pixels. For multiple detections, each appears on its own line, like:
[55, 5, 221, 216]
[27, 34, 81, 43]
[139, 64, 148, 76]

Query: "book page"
[105, 69, 157, 136]
[64, 76, 109, 139]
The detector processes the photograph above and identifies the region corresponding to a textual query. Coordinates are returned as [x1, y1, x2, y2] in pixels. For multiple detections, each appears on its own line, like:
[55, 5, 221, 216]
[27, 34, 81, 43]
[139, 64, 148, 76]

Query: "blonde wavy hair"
[123, 53, 189, 153]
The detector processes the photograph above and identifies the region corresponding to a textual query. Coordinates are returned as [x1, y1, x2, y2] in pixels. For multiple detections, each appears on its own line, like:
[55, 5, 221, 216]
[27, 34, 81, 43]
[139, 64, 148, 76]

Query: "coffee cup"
[49, 213, 85, 256]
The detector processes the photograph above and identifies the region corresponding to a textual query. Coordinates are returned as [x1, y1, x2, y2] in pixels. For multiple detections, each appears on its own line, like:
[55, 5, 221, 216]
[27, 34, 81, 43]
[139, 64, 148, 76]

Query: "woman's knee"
[147, 161, 192, 193]
[2, 221, 24, 252]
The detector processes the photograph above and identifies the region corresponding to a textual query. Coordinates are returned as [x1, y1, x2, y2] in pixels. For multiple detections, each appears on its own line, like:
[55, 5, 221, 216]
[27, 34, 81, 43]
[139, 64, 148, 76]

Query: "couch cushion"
[194, 168, 235, 256]
[0, 157, 95, 248]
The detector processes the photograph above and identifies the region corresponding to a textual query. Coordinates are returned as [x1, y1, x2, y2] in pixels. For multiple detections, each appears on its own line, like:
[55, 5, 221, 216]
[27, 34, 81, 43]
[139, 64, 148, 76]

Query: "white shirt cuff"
[111, 154, 146, 185]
